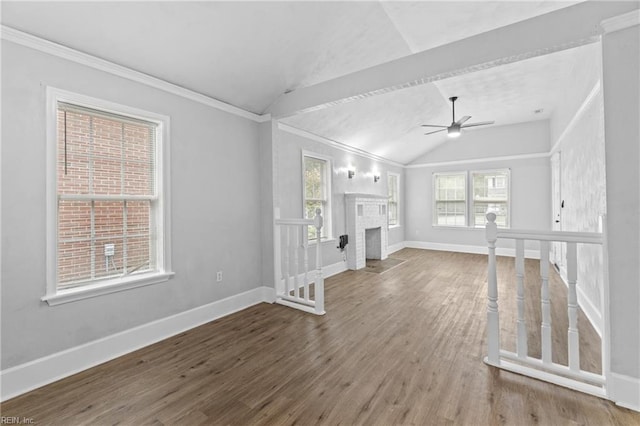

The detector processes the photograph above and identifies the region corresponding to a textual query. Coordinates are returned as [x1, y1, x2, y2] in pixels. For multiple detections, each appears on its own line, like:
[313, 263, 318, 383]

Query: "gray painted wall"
[406, 120, 551, 251]
[259, 120, 276, 289]
[1, 41, 263, 369]
[552, 85, 606, 324]
[274, 126, 405, 269]
[411, 120, 550, 165]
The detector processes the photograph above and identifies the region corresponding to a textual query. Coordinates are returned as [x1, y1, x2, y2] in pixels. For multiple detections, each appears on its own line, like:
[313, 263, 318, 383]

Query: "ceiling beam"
[267, 1, 638, 118]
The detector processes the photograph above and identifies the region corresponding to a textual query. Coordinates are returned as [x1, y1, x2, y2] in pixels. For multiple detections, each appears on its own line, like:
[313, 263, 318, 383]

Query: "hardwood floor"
[2, 249, 639, 425]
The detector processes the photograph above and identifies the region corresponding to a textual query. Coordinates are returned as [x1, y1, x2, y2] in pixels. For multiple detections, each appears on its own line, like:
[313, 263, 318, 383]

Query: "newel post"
[485, 212, 500, 365]
[313, 208, 326, 315]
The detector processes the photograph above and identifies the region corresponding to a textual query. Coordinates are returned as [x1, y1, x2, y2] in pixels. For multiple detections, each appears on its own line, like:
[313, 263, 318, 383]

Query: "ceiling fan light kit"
[422, 96, 494, 138]
[447, 125, 461, 138]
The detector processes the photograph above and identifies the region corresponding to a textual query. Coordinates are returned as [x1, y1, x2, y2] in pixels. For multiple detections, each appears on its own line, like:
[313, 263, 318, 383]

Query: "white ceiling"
[283, 42, 600, 164]
[1, 1, 594, 164]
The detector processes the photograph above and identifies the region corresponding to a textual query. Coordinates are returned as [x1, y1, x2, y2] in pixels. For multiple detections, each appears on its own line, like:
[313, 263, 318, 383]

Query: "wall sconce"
[348, 168, 356, 179]
[373, 174, 380, 183]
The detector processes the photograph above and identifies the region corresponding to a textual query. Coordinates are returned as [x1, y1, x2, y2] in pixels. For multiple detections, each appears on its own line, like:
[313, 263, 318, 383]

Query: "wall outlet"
[216, 271, 223, 282]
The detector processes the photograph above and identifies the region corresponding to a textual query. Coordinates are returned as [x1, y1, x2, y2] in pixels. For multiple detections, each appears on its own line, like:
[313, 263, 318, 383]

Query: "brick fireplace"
[345, 193, 388, 270]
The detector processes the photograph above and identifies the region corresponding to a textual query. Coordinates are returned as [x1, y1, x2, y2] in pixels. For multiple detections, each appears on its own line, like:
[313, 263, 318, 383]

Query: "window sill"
[389, 224, 402, 229]
[309, 238, 336, 246]
[42, 271, 175, 306]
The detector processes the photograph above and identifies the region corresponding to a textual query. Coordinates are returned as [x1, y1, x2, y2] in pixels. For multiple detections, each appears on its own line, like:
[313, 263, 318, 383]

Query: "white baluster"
[567, 242, 580, 371]
[284, 226, 290, 297]
[293, 225, 300, 300]
[303, 224, 310, 302]
[273, 208, 282, 297]
[485, 213, 500, 365]
[540, 240, 552, 364]
[515, 239, 527, 359]
[313, 209, 325, 315]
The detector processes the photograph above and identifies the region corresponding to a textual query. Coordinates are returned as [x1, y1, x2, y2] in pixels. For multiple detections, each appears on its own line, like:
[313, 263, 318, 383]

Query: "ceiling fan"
[422, 96, 495, 138]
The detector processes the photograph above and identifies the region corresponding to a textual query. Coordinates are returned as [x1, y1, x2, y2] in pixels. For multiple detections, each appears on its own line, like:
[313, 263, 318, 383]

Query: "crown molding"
[405, 152, 550, 169]
[600, 9, 640, 34]
[277, 122, 405, 168]
[1, 25, 270, 123]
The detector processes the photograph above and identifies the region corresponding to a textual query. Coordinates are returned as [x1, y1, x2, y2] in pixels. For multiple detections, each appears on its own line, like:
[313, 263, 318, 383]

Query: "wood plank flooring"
[2, 249, 639, 425]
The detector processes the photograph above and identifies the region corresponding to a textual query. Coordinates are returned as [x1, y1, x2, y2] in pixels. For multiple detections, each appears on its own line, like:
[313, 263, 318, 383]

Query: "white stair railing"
[273, 208, 325, 315]
[485, 212, 608, 398]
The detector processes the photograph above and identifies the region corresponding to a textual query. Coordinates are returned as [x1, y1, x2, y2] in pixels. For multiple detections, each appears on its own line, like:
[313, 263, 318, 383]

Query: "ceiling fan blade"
[421, 124, 448, 128]
[455, 116, 471, 125]
[424, 129, 447, 136]
[461, 121, 495, 128]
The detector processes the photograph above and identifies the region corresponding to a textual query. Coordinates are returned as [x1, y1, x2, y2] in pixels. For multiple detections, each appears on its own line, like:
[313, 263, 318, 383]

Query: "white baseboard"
[403, 241, 540, 259]
[387, 241, 407, 254]
[610, 372, 640, 412]
[0, 286, 272, 402]
[323, 260, 348, 278]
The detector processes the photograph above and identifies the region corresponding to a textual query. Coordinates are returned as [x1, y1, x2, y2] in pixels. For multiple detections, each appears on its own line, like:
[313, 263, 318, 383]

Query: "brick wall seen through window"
[56, 106, 156, 287]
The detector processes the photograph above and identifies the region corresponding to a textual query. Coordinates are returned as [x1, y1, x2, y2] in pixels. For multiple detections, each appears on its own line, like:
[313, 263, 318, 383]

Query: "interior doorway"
[550, 151, 565, 270]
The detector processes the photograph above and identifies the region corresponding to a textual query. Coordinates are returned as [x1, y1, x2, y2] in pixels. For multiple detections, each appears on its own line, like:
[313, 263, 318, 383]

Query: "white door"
[550, 152, 565, 269]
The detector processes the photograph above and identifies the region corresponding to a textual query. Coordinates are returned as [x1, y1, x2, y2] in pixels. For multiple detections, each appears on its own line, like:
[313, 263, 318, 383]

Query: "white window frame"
[44, 87, 173, 306]
[432, 169, 511, 229]
[433, 171, 468, 227]
[301, 150, 333, 242]
[388, 172, 400, 228]
[471, 168, 511, 229]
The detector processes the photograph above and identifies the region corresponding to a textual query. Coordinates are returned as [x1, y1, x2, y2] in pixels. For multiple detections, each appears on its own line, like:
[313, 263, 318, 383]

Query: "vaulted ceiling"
[2, 1, 598, 164]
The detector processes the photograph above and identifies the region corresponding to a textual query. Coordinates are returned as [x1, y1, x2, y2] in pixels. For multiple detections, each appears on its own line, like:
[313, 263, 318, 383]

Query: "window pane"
[126, 200, 150, 235]
[388, 174, 398, 198]
[56, 102, 159, 288]
[57, 111, 91, 195]
[474, 201, 509, 227]
[125, 235, 153, 275]
[58, 200, 92, 285]
[472, 170, 509, 228]
[304, 157, 325, 200]
[389, 202, 398, 226]
[93, 157, 123, 195]
[304, 155, 330, 240]
[126, 200, 154, 272]
[94, 201, 124, 280]
[434, 173, 466, 226]
[57, 106, 156, 197]
[388, 174, 399, 226]
[305, 201, 322, 240]
[94, 238, 124, 280]
[124, 123, 155, 196]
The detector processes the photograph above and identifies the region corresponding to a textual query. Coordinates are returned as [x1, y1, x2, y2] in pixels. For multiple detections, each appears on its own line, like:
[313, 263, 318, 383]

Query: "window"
[45, 88, 172, 305]
[302, 152, 332, 240]
[433, 172, 467, 226]
[388, 172, 400, 226]
[472, 170, 510, 228]
[433, 169, 510, 229]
